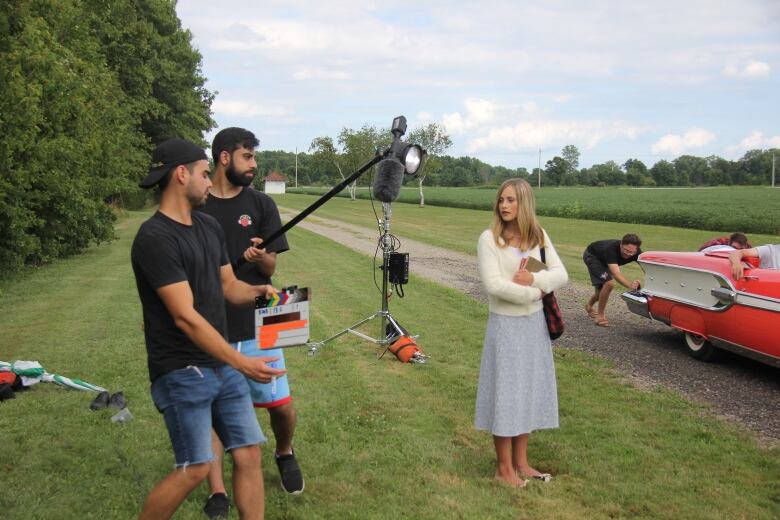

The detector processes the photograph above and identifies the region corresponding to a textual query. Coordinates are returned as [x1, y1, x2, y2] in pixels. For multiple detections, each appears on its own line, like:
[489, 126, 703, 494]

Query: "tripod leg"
[384, 313, 406, 341]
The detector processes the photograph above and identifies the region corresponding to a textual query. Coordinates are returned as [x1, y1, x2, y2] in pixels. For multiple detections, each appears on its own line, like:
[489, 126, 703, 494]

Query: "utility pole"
[295, 146, 298, 188]
[538, 148, 542, 188]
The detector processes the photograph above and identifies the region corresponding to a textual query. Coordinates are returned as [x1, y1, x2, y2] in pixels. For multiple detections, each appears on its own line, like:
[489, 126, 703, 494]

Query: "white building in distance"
[263, 171, 286, 194]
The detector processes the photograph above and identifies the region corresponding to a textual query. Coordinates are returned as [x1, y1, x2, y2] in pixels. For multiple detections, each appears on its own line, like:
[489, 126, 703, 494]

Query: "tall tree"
[0, 0, 215, 276]
[590, 161, 624, 185]
[739, 149, 778, 185]
[705, 155, 732, 185]
[674, 155, 710, 186]
[624, 158, 649, 186]
[85, 0, 215, 146]
[650, 160, 677, 186]
[308, 136, 340, 186]
[0, 0, 147, 273]
[543, 157, 568, 186]
[561, 144, 580, 181]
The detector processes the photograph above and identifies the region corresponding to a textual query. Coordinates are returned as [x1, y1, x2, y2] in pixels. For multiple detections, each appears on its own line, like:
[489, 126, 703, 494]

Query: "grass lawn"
[0, 209, 777, 519]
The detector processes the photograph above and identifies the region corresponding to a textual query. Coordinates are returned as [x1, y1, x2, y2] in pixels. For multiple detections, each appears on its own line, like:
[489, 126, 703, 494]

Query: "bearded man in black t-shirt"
[131, 138, 284, 520]
[199, 127, 303, 515]
[582, 233, 643, 327]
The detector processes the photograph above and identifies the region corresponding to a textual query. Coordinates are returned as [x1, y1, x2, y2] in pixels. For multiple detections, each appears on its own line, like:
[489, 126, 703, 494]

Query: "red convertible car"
[622, 250, 780, 367]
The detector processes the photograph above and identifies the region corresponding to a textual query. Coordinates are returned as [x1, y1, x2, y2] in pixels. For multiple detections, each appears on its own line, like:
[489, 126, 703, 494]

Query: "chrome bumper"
[621, 291, 651, 319]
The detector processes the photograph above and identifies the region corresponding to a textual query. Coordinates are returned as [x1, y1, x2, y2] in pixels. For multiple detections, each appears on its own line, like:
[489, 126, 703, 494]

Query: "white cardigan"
[477, 228, 569, 316]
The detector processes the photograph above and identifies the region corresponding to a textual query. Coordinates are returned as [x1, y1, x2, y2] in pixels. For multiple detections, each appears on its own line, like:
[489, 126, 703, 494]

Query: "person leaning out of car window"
[729, 244, 780, 279]
[698, 232, 751, 253]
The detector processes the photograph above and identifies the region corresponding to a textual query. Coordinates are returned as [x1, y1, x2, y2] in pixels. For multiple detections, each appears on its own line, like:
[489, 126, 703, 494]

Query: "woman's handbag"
[540, 247, 564, 340]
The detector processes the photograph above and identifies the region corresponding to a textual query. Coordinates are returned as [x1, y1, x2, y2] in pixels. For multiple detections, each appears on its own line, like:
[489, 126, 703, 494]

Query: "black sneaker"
[108, 392, 127, 409]
[90, 391, 110, 410]
[275, 451, 304, 495]
[203, 492, 230, 519]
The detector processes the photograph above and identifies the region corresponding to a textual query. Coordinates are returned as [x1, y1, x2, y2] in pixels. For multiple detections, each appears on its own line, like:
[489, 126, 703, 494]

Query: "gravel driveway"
[281, 210, 780, 444]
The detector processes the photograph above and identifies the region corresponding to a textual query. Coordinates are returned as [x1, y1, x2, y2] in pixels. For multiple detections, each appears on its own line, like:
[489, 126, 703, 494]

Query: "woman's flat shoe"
[531, 473, 552, 483]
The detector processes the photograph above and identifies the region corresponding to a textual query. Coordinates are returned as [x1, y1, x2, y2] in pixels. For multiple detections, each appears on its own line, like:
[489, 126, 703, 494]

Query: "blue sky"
[176, 0, 780, 169]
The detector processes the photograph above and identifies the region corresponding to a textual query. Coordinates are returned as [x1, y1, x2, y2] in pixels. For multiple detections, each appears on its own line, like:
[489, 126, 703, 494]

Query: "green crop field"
[289, 186, 780, 236]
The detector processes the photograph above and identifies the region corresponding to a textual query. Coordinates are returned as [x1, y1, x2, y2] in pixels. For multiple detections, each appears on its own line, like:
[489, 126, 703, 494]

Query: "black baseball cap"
[139, 138, 208, 189]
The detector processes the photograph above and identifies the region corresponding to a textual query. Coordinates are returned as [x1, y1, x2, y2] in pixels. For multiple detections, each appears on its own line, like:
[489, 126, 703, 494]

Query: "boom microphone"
[372, 157, 404, 203]
[233, 152, 386, 269]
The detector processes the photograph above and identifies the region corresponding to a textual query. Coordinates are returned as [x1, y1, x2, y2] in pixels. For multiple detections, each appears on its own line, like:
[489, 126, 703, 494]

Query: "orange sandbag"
[389, 335, 423, 363]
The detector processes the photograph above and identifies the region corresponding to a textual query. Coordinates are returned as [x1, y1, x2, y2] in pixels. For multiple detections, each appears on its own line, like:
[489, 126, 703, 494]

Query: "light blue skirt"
[474, 310, 559, 437]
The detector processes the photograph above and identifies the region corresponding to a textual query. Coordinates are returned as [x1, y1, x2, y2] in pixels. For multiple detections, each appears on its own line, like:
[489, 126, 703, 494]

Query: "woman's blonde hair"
[490, 178, 544, 250]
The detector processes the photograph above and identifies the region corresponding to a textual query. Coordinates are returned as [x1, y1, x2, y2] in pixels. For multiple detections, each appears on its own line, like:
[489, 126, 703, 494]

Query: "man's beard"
[226, 163, 255, 187]
[187, 190, 208, 209]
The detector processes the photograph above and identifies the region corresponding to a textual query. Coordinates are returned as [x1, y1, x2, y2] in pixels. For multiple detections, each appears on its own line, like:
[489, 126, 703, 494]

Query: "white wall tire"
[684, 332, 719, 361]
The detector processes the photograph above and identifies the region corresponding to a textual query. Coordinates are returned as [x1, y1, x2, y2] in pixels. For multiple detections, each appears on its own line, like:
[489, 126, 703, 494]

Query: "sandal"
[594, 319, 611, 327]
[584, 304, 596, 318]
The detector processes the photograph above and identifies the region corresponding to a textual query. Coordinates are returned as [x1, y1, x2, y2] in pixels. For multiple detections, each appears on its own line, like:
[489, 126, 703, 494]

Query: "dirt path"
[280, 209, 780, 444]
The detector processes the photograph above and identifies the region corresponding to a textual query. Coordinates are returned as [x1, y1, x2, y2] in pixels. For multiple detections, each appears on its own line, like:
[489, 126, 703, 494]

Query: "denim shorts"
[234, 340, 292, 408]
[151, 365, 266, 468]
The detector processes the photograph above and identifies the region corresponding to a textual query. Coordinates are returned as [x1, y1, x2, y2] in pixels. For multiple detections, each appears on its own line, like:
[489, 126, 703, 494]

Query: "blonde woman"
[475, 179, 568, 487]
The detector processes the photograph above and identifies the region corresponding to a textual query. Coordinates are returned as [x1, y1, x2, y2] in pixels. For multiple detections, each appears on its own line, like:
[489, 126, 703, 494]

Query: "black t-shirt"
[200, 188, 289, 342]
[585, 239, 642, 266]
[131, 211, 229, 382]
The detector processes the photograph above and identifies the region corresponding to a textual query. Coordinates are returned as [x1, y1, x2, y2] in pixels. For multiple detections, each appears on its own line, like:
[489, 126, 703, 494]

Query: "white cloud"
[467, 120, 640, 153]
[212, 99, 293, 119]
[521, 102, 540, 115]
[441, 98, 641, 153]
[291, 68, 352, 81]
[723, 60, 771, 78]
[651, 128, 716, 155]
[415, 112, 434, 125]
[726, 131, 780, 153]
[551, 94, 573, 103]
[184, 1, 779, 86]
[442, 98, 500, 135]
[442, 98, 546, 136]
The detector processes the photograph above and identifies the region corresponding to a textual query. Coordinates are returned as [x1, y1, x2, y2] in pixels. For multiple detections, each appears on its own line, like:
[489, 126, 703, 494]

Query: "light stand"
[243, 115, 426, 361]
[306, 201, 419, 359]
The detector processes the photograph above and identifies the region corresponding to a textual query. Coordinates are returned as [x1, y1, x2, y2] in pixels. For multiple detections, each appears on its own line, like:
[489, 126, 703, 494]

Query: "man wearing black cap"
[199, 127, 304, 517]
[131, 138, 284, 520]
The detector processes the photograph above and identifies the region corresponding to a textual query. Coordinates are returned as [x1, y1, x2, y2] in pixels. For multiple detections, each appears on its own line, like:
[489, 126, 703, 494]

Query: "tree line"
[257, 132, 778, 190]
[532, 145, 779, 188]
[0, 0, 213, 277]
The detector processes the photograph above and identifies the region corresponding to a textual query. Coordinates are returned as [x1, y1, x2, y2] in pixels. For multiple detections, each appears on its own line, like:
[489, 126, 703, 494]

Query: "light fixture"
[400, 144, 423, 175]
[389, 115, 426, 176]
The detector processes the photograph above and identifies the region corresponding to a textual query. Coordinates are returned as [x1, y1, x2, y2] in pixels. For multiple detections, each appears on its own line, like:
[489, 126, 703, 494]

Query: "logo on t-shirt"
[238, 214, 253, 227]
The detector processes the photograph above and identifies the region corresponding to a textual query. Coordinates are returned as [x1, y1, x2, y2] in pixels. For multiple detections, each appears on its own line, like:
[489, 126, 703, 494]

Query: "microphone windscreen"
[372, 158, 404, 203]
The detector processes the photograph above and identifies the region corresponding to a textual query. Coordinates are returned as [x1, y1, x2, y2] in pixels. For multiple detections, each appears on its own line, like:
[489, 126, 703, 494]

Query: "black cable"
[367, 176, 406, 302]
[372, 237, 382, 294]
[372, 233, 401, 292]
